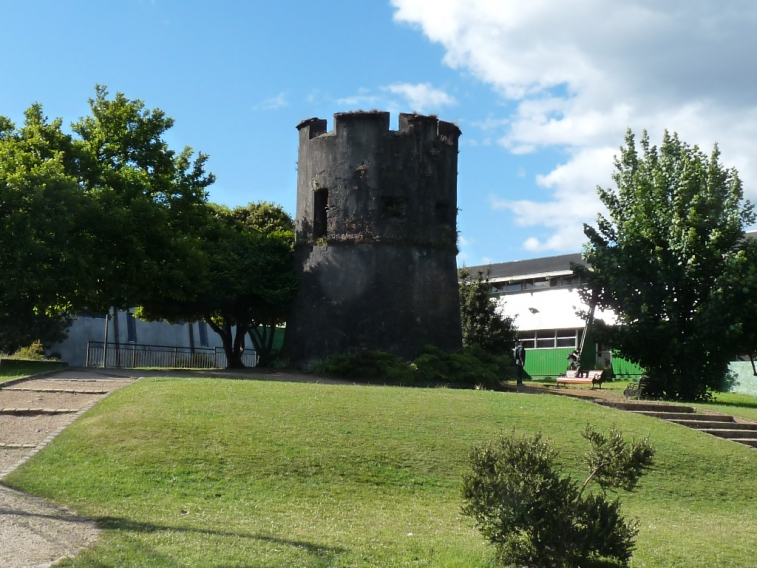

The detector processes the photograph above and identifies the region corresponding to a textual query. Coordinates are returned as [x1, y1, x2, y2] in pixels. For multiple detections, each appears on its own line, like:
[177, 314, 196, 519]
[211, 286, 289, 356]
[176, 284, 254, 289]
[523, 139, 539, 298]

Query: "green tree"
[577, 130, 755, 401]
[138, 202, 298, 368]
[71, 86, 214, 315]
[0, 88, 214, 353]
[236, 202, 296, 367]
[0, 107, 89, 352]
[462, 426, 654, 568]
[458, 267, 517, 356]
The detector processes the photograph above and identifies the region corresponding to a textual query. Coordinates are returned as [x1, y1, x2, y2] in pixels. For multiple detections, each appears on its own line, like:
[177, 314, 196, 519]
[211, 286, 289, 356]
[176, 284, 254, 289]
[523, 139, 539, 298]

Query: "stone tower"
[284, 111, 462, 363]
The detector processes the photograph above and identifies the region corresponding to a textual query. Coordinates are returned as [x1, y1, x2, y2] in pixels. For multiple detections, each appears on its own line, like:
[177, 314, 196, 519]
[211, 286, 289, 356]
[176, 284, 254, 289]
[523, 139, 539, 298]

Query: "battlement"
[296, 111, 461, 141]
[295, 109, 460, 249]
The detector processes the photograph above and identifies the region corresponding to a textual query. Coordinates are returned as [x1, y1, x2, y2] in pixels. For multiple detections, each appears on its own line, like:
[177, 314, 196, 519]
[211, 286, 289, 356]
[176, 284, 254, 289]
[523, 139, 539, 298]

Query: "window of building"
[126, 312, 137, 343]
[536, 329, 557, 348]
[492, 274, 584, 295]
[518, 328, 583, 350]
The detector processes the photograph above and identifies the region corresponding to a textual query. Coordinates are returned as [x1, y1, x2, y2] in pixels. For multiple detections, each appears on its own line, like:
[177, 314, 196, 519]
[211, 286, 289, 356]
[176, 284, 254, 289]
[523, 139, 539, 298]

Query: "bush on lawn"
[8, 340, 49, 361]
[413, 344, 513, 388]
[309, 345, 517, 387]
[462, 425, 654, 568]
[311, 350, 416, 384]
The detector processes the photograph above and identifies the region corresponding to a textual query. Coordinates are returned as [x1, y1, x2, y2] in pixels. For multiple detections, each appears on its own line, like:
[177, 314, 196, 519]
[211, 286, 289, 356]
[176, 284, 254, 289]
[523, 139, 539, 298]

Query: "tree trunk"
[206, 318, 246, 369]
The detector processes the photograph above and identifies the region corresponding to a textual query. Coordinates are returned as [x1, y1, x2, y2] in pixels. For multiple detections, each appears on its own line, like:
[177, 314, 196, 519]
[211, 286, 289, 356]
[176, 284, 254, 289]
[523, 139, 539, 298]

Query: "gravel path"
[0, 485, 99, 568]
[0, 368, 139, 568]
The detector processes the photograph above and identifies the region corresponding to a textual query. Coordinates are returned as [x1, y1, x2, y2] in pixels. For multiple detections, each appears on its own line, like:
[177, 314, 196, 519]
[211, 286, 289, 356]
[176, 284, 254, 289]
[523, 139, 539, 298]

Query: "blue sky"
[3, 1, 757, 265]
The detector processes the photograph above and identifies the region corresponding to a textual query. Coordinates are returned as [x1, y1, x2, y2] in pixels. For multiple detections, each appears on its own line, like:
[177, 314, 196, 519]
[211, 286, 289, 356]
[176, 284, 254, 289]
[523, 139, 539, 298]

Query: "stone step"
[699, 429, 757, 439]
[634, 411, 732, 421]
[670, 420, 757, 430]
[0, 443, 37, 449]
[735, 439, 757, 448]
[2, 388, 108, 394]
[596, 401, 696, 413]
[0, 408, 78, 415]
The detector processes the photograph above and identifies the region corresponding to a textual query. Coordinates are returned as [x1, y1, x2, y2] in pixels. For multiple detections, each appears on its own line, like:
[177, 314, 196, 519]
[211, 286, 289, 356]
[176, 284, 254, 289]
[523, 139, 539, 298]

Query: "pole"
[103, 308, 110, 368]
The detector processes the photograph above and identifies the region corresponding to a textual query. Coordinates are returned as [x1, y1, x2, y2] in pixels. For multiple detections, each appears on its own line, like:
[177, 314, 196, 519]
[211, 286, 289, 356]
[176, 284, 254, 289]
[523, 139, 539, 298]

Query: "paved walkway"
[0, 368, 139, 568]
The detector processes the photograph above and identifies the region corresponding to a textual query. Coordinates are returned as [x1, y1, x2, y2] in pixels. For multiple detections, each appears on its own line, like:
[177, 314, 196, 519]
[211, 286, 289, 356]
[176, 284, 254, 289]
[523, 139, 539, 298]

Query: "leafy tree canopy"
[458, 267, 517, 357]
[0, 87, 214, 352]
[137, 202, 298, 368]
[577, 129, 756, 401]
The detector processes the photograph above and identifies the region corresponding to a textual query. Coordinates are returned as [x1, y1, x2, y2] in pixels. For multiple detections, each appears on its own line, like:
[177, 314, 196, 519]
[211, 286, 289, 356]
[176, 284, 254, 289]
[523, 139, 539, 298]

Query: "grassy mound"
[5, 378, 757, 567]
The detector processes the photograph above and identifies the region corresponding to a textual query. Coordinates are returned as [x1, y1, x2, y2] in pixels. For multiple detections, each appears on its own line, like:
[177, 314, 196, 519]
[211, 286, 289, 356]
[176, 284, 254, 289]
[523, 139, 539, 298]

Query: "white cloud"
[253, 92, 288, 111]
[491, 147, 613, 250]
[383, 82, 456, 113]
[393, 0, 757, 252]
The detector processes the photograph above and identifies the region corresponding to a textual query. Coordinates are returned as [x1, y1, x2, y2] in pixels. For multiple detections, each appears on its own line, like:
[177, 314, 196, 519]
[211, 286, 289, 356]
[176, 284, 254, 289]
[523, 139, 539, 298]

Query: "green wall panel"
[611, 352, 643, 377]
[728, 361, 757, 396]
[524, 347, 575, 377]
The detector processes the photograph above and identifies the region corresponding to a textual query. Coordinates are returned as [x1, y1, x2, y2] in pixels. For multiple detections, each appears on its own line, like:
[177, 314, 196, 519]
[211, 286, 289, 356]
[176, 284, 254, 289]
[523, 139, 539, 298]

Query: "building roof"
[467, 253, 586, 282]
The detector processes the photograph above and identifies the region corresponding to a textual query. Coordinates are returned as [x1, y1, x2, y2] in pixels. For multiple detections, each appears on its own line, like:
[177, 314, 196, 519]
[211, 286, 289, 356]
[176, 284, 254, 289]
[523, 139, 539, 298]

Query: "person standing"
[567, 348, 583, 377]
[514, 341, 526, 385]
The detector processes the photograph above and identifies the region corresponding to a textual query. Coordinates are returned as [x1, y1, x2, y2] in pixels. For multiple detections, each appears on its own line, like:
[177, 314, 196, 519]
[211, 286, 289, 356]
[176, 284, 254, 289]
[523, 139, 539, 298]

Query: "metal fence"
[85, 342, 258, 369]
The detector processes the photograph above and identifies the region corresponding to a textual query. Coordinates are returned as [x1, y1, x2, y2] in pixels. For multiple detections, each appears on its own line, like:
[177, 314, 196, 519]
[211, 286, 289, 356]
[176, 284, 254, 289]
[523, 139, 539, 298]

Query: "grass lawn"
[695, 392, 757, 422]
[0, 361, 67, 383]
[5, 378, 757, 567]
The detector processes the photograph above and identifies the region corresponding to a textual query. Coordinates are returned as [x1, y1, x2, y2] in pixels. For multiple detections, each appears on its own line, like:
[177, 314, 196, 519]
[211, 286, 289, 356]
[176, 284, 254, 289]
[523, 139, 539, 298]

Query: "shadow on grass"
[96, 516, 346, 561]
[708, 399, 757, 410]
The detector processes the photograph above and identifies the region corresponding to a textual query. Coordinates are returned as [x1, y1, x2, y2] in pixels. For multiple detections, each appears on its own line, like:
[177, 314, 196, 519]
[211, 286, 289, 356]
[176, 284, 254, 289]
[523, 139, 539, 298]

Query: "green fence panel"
[251, 326, 285, 353]
[611, 351, 643, 377]
[524, 348, 575, 377]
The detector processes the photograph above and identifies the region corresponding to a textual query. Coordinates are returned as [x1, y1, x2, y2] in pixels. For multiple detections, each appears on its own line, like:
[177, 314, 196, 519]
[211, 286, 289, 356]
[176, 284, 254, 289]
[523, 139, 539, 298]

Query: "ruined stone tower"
[284, 111, 463, 363]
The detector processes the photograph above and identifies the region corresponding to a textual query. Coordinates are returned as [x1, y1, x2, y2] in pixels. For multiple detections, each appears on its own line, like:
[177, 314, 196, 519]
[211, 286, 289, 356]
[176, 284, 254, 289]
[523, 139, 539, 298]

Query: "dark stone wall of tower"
[284, 111, 463, 363]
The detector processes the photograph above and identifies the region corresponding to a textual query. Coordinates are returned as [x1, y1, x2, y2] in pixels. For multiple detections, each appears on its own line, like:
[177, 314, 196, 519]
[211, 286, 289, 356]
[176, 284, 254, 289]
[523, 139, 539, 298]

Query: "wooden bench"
[556, 369, 605, 388]
[623, 377, 660, 399]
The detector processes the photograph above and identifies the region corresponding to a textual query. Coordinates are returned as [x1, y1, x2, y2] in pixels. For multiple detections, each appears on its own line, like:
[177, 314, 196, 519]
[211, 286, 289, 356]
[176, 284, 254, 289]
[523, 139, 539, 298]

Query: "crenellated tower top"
[294, 111, 461, 248]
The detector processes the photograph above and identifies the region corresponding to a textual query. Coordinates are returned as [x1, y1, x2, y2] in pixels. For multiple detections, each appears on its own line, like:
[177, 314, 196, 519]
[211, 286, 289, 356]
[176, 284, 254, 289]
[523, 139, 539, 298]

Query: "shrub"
[309, 345, 518, 388]
[10, 340, 48, 361]
[461, 425, 654, 568]
[413, 344, 512, 388]
[310, 350, 416, 385]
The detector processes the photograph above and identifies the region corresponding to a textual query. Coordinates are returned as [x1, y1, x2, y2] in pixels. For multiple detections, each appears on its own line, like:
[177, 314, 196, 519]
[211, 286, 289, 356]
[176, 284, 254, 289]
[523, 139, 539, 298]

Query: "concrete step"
[735, 439, 757, 448]
[0, 408, 78, 415]
[2, 388, 108, 394]
[670, 420, 757, 430]
[699, 429, 757, 439]
[634, 411, 732, 421]
[0, 443, 37, 449]
[596, 401, 696, 413]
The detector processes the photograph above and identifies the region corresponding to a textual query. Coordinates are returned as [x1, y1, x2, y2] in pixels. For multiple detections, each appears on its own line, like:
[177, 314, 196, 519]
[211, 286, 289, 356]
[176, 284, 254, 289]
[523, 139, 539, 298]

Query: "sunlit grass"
[5, 378, 757, 567]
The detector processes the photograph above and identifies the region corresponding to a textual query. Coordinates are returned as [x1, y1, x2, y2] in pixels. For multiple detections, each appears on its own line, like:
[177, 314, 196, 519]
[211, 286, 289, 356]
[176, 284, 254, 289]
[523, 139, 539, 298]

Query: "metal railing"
[85, 342, 258, 369]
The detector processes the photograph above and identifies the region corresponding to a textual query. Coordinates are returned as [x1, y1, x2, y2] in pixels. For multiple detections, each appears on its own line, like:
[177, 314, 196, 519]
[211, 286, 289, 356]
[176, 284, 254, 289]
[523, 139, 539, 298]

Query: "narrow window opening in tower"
[382, 196, 406, 218]
[313, 189, 328, 239]
[436, 201, 453, 226]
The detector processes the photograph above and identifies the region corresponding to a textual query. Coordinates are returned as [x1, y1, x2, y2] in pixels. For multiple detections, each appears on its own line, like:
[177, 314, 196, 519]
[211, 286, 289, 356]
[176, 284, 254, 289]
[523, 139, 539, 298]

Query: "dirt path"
[0, 368, 138, 568]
